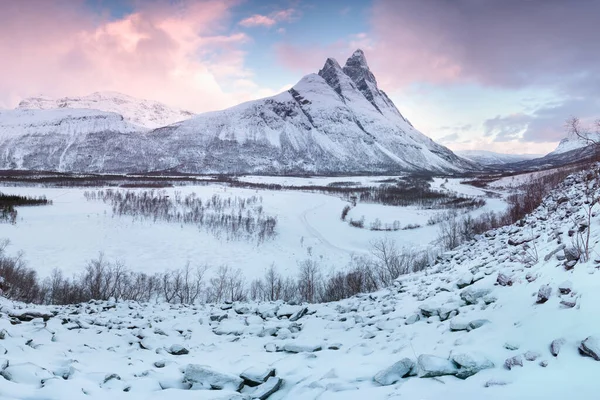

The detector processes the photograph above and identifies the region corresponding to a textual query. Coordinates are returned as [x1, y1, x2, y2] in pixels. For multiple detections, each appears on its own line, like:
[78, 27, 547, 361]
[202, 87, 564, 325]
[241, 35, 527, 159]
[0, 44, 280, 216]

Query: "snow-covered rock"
[183, 364, 244, 391]
[373, 358, 416, 385]
[417, 355, 459, 378]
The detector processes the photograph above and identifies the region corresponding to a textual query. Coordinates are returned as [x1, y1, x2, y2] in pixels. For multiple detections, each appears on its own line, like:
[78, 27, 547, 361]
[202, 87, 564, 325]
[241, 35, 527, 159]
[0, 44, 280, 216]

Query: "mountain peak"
[343, 49, 377, 86]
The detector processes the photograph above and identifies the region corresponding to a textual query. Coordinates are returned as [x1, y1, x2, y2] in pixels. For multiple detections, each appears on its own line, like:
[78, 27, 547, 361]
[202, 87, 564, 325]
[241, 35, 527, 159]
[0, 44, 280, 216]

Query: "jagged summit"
[343, 49, 378, 86]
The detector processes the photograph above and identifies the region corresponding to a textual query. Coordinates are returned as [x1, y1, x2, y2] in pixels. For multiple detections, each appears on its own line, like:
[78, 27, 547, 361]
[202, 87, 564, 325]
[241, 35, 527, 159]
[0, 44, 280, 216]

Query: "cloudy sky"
[2, 0, 598, 154]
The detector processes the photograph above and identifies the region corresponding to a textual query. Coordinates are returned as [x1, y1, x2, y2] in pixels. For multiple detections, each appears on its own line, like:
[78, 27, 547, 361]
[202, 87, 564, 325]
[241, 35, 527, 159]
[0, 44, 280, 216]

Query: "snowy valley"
[0, 165, 599, 399]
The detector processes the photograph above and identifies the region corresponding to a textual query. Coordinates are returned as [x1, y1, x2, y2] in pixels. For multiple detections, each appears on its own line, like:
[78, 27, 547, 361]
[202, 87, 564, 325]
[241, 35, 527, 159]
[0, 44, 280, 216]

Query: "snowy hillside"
[17, 92, 195, 129]
[0, 109, 144, 171]
[1, 166, 600, 399]
[456, 150, 540, 165]
[548, 132, 600, 156]
[0, 50, 474, 174]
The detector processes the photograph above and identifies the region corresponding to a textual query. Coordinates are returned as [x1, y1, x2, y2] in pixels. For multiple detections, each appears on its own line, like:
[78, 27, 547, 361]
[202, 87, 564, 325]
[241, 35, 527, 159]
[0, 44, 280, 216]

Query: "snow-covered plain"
[0, 178, 503, 279]
[1, 167, 600, 399]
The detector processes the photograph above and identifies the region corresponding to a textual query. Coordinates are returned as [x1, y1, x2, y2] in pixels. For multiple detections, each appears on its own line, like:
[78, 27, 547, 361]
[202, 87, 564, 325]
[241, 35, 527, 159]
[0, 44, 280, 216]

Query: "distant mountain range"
[455, 150, 541, 166]
[0, 50, 475, 174]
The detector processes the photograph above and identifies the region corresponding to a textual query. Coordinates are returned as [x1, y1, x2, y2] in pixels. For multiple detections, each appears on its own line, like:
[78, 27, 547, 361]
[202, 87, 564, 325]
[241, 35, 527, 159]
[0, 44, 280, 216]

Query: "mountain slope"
[456, 150, 541, 165]
[0, 108, 144, 171]
[17, 91, 195, 129]
[1, 166, 599, 399]
[548, 133, 600, 156]
[0, 50, 474, 174]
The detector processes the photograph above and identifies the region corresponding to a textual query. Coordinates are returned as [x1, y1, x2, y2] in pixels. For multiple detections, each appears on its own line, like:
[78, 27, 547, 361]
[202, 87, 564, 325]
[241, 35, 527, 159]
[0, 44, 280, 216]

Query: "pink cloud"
[240, 14, 277, 27]
[0, 0, 276, 112]
[239, 8, 297, 28]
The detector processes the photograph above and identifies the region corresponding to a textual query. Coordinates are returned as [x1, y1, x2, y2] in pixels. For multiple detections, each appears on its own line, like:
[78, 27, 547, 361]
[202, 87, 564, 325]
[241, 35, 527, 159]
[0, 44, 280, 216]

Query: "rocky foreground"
[1, 168, 600, 399]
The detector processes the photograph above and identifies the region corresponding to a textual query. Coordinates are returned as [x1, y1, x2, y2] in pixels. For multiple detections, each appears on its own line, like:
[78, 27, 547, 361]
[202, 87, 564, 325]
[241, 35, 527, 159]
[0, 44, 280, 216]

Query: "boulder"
[8, 311, 54, 322]
[469, 319, 491, 330]
[419, 305, 438, 318]
[289, 307, 308, 322]
[504, 355, 523, 370]
[460, 287, 492, 305]
[579, 336, 600, 361]
[282, 343, 322, 353]
[456, 273, 474, 289]
[524, 351, 541, 361]
[248, 376, 283, 400]
[558, 281, 572, 295]
[183, 364, 244, 391]
[496, 273, 513, 286]
[537, 285, 552, 304]
[276, 305, 301, 318]
[373, 358, 415, 385]
[504, 342, 520, 351]
[550, 338, 566, 357]
[450, 352, 494, 379]
[405, 314, 420, 325]
[240, 366, 276, 387]
[564, 247, 580, 261]
[449, 320, 469, 332]
[0, 362, 53, 386]
[167, 344, 189, 355]
[417, 355, 459, 378]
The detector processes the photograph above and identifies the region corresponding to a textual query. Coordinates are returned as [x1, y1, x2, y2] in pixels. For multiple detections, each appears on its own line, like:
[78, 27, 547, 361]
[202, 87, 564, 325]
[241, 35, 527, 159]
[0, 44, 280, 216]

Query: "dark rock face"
[579, 336, 600, 361]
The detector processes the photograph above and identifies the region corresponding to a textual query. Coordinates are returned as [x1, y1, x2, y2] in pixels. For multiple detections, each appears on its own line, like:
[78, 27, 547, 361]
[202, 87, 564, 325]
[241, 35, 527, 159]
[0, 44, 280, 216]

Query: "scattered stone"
[405, 314, 420, 325]
[103, 373, 121, 384]
[524, 351, 540, 361]
[419, 305, 438, 318]
[289, 307, 308, 322]
[234, 305, 251, 315]
[456, 273, 474, 289]
[485, 379, 509, 388]
[417, 355, 459, 378]
[504, 355, 523, 370]
[327, 343, 342, 350]
[550, 338, 566, 357]
[461, 287, 492, 305]
[373, 358, 416, 385]
[53, 365, 75, 380]
[154, 360, 166, 368]
[560, 299, 577, 308]
[167, 344, 189, 355]
[183, 364, 244, 391]
[0, 362, 53, 386]
[282, 343, 322, 353]
[264, 343, 279, 353]
[8, 311, 53, 322]
[451, 352, 494, 379]
[276, 304, 300, 318]
[558, 281, 573, 295]
[248, 376, 283, 400]
[539, 360, 548, 367]
[564, 260, 577, 270]
[450, 320, 469, 332]
[579, 336, 600, 361]
[210, 314, 228, 322]
[469, 319, 491, 330]
[219, 303, 233, 311]
[526, 273, 537, 283]
[496, 273, 513, 286]
[438, 306, 459, 322]
[537, 285, 552, 304]
[564, 247, 580, 261]
[240, 366, 276, 386]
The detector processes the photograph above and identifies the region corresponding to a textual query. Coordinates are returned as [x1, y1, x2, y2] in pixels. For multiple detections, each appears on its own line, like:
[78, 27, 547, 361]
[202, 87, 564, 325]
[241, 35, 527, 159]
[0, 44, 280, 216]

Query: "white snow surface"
[0, 178, 502, 279]
[17, 91, 195, 129]
[1, 167, 600, 399]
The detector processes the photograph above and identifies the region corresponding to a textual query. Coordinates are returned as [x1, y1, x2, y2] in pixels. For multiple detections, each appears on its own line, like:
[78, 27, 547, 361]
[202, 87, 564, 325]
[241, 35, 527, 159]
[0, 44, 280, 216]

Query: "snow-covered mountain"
[456, 150, 541, 166]
[17, 91, 195, 129]
[1, 166, 600, 399]
[0, 50, 474, 174]
[0, 108, 144, 171]
[548, 132, 600, 156]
